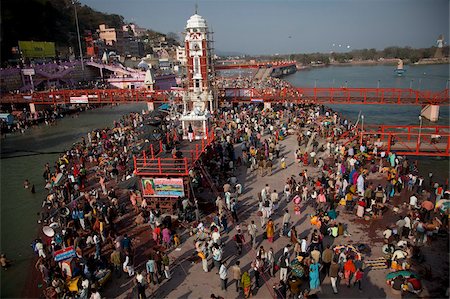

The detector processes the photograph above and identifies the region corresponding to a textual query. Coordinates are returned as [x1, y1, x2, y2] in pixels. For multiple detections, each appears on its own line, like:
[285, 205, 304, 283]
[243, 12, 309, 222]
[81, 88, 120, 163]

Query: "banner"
[18, 41, 56, 58]
[70, 96, 89, 104]
[141, 178, 184, 197]
[54, 246, 76, 262]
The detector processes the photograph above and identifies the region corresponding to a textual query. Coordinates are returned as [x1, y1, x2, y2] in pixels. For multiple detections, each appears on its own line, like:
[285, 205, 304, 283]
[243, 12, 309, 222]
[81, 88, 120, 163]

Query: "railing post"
[184, 157, 189, 175]
[159, 140, 163, 153]
[150, 144, 154, 158]
[387, 134, 392, 153]
[133, 156, 137, 172]
[143, 150, 147, 166]
[196, 144, 199, 158]
[158, 158, 162, 174]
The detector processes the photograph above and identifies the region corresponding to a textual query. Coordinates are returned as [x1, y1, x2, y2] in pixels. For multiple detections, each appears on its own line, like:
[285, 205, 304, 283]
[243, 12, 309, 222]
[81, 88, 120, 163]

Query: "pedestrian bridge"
[1, 87, 448, 106]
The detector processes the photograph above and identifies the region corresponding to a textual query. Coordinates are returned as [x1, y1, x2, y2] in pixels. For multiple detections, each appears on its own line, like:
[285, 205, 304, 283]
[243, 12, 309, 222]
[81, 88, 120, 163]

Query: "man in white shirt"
[270, 190, 279, 211]
[383, 227, 393, 240]
[409, 194, 418, 209]
[219, 262, 228, 290]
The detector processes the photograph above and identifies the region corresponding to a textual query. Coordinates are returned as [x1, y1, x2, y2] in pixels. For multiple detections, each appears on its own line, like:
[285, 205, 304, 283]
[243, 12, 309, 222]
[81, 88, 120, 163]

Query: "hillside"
[1, 0, 125, 64]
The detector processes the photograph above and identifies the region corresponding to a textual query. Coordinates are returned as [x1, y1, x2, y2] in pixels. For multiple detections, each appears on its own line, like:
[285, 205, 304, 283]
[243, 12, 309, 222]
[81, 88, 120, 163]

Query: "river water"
[0, 104, 146, 297]
[0, 65, 448, 297]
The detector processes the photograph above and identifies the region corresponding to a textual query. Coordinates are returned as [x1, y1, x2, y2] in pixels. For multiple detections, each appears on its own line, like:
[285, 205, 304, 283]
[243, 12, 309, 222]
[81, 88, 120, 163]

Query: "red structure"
[344, 125, 450, 157]
[134, 129, 215, 176]
[1, 87, 448, 106]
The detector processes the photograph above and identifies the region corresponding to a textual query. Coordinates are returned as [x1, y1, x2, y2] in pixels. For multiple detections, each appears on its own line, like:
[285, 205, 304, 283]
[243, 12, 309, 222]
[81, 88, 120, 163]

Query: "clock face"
[189, 41, 202, 55]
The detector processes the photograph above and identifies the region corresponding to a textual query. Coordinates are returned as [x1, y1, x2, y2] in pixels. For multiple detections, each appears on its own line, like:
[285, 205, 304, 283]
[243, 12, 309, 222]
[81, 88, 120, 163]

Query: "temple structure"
[179, 11, 217, 140]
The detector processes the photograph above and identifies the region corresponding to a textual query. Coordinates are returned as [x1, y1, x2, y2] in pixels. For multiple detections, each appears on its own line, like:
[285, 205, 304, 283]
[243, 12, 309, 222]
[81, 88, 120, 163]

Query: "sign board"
[70, 96, 89, 104]
[141, 178, 184, 197]
[250, 98, 264, 103]
[54, 246, 76, 262]
[18, 41, 56, 58]
[22, 68, 35, 76]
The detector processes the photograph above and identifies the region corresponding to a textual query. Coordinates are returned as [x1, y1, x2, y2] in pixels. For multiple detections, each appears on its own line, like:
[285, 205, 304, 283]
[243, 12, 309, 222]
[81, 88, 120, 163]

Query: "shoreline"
[297, 58, 449, 70]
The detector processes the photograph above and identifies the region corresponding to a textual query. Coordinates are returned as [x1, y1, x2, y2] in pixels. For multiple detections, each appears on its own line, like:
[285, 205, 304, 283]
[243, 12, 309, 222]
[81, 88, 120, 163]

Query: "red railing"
[2, 87, 448, 106]
[134, 130, 216, 176]
[224, 87, 450, 106]
[341, 125, 450, 156]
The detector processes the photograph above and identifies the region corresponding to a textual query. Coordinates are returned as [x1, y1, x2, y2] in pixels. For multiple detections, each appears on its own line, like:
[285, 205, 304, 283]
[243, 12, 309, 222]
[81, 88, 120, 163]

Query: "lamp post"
[72, 0, 84, 72]
[409, 80, 414, 89]
[360, 114, 364, 145]
[344, 80, 348, 88]
[418, 115, 423, 147]
[377, 80, 380, 89]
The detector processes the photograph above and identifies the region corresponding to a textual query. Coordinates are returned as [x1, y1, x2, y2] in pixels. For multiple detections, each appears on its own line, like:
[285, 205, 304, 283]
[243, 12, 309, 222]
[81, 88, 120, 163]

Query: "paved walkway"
[112, 130, 447, 299]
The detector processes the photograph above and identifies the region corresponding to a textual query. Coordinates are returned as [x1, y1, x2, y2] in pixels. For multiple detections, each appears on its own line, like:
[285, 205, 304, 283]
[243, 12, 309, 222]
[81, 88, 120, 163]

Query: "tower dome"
[186, 14, 207, 29]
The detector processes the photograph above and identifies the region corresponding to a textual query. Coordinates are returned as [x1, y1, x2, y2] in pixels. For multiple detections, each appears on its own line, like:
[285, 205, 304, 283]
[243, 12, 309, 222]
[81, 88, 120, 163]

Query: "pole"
[418, 115, 422, 146]
[29, 74, 35, 93]
[73, 1, 85, 72]
[377, 80, 380, 89]
[360, 115, 364, 146]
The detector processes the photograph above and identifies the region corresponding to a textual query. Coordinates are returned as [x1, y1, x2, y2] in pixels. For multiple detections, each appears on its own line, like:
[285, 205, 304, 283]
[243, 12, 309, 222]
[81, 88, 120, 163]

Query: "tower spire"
[195, 2, 198, 14]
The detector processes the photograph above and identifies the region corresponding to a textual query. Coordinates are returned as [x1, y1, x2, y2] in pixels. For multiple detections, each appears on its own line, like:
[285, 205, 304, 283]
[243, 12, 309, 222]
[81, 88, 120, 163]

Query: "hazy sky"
[80, 0, 449, 55]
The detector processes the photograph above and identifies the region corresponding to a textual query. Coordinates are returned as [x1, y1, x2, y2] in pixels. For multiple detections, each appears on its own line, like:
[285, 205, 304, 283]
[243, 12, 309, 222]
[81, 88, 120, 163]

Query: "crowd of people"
[1, 76, 448, 298]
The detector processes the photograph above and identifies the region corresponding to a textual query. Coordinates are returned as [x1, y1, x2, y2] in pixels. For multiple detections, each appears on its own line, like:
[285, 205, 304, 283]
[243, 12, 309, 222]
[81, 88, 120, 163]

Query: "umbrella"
[436, 199, 450, 211]
[386, 270, 418, 280]
[421, 200, 434, 211]
[43, 226, 55, 237]
[159, 103, 170, 111]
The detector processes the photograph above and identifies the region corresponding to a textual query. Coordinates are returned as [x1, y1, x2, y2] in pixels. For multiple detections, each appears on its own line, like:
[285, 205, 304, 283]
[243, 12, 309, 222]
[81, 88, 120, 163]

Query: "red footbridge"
[1, 87, 449, 157]
[1, 87, 448, 106]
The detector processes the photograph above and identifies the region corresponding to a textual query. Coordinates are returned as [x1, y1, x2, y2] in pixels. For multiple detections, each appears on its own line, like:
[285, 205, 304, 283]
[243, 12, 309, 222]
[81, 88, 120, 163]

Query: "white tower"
[180, 10, 216, 140]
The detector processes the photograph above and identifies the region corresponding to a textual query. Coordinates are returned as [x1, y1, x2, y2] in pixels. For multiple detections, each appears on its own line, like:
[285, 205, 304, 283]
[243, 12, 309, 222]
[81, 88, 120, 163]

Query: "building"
[122, 23, 146, 37]
[98, 24, 126, 54]
[176, 46, 187, 65]
[179, 11, 217, 140]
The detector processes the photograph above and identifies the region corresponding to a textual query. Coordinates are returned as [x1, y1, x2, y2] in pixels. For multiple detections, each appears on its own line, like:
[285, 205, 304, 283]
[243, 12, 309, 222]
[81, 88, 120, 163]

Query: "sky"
[80, 0, 449, 55]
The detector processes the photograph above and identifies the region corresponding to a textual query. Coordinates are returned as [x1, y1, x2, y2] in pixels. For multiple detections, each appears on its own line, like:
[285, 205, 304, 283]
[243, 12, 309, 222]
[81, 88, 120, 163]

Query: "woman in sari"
[266, 219, 275, 243]
[241, 271, 251, 298]
[309, 261, 321, 290]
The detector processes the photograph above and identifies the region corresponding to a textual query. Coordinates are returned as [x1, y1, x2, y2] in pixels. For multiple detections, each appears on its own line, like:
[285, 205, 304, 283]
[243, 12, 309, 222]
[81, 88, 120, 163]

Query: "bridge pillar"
[264, 102, 272, 110]
[421, 105, 439, 122]
[29, 103, 36, 114]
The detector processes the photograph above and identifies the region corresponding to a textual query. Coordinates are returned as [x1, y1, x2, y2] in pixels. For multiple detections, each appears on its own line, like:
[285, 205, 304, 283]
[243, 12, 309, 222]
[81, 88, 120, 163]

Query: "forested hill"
[1, 0, 125, 63]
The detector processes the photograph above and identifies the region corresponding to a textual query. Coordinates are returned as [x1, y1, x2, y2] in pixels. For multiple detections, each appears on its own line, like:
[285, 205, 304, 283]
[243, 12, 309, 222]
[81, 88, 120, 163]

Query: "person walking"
[146, 254, 159, 285]
[344, 258, 356, 287]
[309, 260, 321, 291]
[247, 220, 258, 249]
[219, 262, 228, 291]
[230, 261, 242, 293]
[282, 209, 291, 236]
[329, 257, 340, 294]
[188, 123, 194, 142]
[278, 252, 289, 282]
[241, 271, 252, 298]
[252, 256, 264, 288]
[266, 219, 275, 243]
[234, 229, 245, 255]
[322, 244, 334, 277]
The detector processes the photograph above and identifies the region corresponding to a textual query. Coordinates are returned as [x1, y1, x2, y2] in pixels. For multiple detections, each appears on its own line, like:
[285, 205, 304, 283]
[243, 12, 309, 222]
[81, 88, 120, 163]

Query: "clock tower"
[180, 11, 216, 140]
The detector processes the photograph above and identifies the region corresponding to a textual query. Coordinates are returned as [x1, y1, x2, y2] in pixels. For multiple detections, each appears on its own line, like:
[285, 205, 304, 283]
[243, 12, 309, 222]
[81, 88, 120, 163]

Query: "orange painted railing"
[2, 87, 448, 106]
[134, 130, 216, 176]
[224, 87, 450, 106]
[342, 125, 450, 157]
